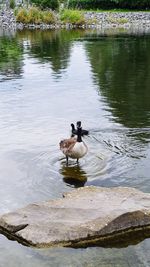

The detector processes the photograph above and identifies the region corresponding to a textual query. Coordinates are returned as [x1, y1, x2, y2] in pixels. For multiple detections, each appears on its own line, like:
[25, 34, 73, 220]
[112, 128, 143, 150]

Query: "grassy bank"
[14, 6, 150, 27]
[15, 7, 57, 24]
[60, 9, 85, 25]
[15, 7, 86, 25]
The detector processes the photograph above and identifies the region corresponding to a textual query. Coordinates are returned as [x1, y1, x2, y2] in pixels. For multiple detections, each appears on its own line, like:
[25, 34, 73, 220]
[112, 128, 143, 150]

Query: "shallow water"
[0, 28, 150, 266]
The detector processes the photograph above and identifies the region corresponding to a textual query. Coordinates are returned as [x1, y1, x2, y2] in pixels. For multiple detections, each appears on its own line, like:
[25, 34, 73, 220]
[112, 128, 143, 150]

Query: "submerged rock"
[0, 186, 150, 248]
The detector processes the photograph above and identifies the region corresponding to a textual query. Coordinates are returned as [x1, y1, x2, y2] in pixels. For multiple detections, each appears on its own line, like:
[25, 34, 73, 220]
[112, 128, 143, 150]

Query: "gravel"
[1, 9, 150, 31]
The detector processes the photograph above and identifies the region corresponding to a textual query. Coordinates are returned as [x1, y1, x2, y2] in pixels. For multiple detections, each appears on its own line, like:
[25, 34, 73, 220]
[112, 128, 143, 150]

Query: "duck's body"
[66, 141, 87, 159]
[60, 125, 88, 164]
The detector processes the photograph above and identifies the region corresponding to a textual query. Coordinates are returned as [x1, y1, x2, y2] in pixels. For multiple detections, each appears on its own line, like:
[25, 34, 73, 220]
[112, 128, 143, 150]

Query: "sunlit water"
[0, 28, 150, 266]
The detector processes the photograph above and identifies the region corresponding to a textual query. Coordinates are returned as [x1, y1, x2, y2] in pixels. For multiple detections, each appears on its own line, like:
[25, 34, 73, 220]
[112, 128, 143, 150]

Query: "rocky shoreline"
[0, 9, 16, 29]
[1, 186, 150, 248]
[1, 9, 150, 31]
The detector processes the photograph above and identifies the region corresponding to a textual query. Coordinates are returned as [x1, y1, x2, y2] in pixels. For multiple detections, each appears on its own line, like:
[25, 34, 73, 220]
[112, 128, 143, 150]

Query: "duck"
[60, 124, 88, 164]
[71, 121, 89, 137]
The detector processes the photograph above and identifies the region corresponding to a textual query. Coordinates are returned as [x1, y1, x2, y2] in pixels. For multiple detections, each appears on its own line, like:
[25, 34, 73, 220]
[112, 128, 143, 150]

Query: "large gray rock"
[0, 186, 150, 248]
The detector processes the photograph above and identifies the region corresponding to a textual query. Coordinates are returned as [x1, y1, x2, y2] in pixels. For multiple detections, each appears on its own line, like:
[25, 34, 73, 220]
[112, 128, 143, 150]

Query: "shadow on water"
[60, 162, 87, 188]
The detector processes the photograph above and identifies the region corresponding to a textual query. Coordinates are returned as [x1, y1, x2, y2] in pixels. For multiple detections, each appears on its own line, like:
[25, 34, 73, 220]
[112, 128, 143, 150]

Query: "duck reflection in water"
[60, 164, 87, 188]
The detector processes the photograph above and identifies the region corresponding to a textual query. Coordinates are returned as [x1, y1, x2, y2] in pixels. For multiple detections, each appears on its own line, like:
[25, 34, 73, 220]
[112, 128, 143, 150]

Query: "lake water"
[0, 28, 150, 266]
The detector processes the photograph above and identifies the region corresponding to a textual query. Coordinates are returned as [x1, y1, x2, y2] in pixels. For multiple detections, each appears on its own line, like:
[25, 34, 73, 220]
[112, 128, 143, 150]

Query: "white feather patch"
[68, 142, 88, 159]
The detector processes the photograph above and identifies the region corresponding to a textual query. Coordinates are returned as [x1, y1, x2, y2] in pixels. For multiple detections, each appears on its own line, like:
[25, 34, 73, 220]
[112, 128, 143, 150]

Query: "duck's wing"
[59, 137, 76, 154]
[82, 129, 89, 136]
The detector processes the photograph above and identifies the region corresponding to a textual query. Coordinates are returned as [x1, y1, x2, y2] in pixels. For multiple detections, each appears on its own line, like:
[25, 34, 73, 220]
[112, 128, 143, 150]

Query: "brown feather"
[59, 125, 88, 163]
[59, 136, 77, 154]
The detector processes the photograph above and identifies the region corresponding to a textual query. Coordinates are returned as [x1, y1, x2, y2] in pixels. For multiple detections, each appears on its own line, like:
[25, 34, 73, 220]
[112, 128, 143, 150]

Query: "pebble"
[1, 9, 150, 30]
[0, 8, 16, 29]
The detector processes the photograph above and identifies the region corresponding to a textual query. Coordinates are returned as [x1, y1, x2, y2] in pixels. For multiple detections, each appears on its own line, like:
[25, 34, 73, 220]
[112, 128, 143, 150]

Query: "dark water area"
[0, 28, 150, 266]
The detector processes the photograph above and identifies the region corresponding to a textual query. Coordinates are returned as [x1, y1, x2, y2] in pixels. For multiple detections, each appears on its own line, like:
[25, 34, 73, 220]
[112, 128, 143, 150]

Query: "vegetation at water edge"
[60, 9, 85, 25]
[15, 7, 56, 24]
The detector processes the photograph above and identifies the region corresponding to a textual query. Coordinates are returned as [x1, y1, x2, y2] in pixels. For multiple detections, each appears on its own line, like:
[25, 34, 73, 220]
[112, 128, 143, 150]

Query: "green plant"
[118, 17, 128, 24]
[60, 9, 85, 25]
[67, 0, 150, 10]
[16, 8, 29, 23]
[10, 0, 16, 9]
[15, 7, 56, 24]
[42, 10, 56, 23]
[107, 15, 128, 24]
[30, 0, 59, 10]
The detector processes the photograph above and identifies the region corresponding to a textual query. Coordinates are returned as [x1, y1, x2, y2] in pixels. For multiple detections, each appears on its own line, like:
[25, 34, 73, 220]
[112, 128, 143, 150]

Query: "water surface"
[0, 28, 150, 266]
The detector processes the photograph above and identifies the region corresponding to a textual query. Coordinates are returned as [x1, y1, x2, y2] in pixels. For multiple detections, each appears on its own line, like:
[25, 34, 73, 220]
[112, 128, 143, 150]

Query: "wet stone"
[0, 186, 150, 248]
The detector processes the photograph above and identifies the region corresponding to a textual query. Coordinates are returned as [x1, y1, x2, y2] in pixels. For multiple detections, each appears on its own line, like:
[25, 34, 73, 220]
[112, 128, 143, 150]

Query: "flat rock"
[0, 186, 150, 248]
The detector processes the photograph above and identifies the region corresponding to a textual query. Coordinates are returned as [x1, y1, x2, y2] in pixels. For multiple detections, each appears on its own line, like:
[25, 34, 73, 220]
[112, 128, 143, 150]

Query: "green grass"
[15, 7, 56, 24]
[107, 14, 129, 24]
[60, 9, 86, 25]
[10, 0, 16, 9]
[15, 6, 150, 26]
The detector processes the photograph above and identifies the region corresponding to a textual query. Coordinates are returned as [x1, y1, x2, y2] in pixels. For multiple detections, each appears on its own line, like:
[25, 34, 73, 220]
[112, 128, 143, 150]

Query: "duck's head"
[76, 121, 81, 128]
[71, 123, 75, 131]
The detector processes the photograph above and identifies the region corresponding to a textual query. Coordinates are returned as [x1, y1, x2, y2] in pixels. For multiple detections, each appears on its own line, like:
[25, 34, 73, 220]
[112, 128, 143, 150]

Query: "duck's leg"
[77, 158, 79, 164]
[66, 156, 68, 165]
